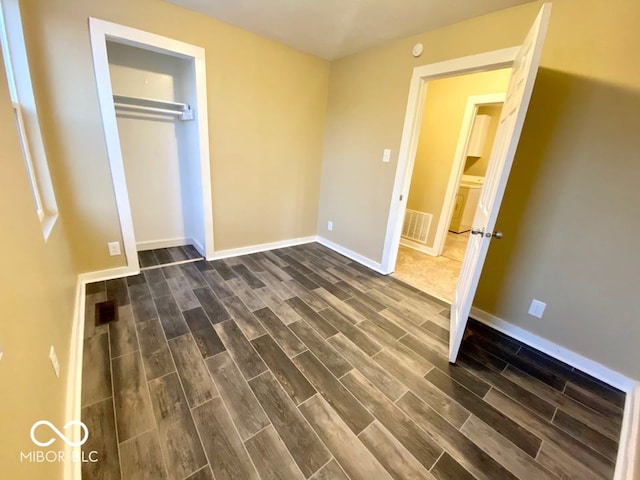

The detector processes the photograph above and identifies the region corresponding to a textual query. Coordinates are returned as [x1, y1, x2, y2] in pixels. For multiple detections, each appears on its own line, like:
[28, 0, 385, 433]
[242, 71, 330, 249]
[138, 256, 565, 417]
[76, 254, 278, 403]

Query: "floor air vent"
[95, 300, 118, 326]
[402, 209, 432, 244]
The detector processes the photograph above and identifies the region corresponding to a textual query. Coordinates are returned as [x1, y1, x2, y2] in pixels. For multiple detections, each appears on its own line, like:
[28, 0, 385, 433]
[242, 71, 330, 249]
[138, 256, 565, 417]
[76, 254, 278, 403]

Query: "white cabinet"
[466, 114, 491, 157]
[449, 186, 482, 233]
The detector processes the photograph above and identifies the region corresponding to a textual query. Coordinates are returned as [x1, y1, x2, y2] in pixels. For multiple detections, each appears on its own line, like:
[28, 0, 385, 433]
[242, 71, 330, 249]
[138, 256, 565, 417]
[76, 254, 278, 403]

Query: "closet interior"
[106, 40, 206, 266]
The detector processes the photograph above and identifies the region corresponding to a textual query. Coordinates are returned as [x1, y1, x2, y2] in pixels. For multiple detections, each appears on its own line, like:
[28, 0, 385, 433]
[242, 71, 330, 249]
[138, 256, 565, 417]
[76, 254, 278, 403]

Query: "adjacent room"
[395, 68, 509, 301]
[1, 0, 639, 480]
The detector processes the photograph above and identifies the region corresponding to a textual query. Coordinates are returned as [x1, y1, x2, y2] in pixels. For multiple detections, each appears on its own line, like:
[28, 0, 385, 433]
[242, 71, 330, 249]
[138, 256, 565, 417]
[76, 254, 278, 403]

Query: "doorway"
[382, 3, 550, 363]
[393, 71, 509, 302]
[89, 18, 214, 275]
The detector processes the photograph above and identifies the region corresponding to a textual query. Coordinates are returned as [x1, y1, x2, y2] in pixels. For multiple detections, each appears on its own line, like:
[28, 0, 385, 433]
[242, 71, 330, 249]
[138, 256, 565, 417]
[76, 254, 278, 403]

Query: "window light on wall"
[0, 0, 58, 240]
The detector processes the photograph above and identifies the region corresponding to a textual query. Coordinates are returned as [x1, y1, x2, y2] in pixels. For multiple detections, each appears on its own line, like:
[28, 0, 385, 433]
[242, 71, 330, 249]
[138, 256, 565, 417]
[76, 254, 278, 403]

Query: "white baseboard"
[64, 278, 85, 480]
[137, 237, 207, 257]
[208, 236, 317, 261]
[615, 383, 640, 480]
[469, 307, 640, 480]
[191, 237, 205, 256]
[79, 265, 140, 284]
[399, 237, 437, 256]
[469, 307, 636, 392]
[136, 237, 192, 251]
[316, 236, 386, 274]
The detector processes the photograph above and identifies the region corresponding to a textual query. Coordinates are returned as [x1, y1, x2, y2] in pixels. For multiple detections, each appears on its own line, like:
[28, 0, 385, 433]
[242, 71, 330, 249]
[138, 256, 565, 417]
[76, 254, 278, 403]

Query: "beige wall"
[0, 50, 78, 478]
[20, 0, 330, 272]
[318, 0, 640, 378]
[464, 104, 502, 176]
[406, 69, 510, 247]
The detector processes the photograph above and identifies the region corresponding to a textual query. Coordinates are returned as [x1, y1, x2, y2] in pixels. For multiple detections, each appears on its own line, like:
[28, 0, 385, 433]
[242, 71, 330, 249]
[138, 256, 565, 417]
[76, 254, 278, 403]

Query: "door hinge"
[399, 195, 403, 201]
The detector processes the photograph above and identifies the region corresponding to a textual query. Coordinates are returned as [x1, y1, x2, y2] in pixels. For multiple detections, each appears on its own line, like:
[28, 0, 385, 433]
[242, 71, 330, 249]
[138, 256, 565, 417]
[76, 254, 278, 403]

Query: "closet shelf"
[113, 94, 194, 120]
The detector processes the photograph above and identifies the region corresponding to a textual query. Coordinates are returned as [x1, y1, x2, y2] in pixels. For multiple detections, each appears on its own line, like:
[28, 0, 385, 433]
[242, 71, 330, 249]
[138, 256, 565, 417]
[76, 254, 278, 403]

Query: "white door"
[449, 3, 552, 363]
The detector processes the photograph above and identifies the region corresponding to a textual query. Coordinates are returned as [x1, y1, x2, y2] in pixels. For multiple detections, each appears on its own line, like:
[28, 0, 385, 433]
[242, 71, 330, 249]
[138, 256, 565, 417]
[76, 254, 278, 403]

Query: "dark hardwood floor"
[82, 242, 623, 479]
[137, 244, 203, 268]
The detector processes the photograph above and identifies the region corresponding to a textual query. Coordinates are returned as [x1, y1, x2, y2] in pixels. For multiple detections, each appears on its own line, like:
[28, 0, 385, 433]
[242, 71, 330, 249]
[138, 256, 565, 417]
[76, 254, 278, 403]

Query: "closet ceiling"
[165, 0, 535, 60]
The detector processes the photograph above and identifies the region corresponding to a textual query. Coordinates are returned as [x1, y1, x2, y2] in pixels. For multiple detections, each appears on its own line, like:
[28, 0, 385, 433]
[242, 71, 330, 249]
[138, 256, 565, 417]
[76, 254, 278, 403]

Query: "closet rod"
[112, 94, 194, 120]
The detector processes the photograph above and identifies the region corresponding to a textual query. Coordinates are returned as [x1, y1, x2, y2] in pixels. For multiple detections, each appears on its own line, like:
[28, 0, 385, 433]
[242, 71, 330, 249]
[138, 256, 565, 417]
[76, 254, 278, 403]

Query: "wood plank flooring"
[82, 242, 623, 479]
[138, 244, 204, 268]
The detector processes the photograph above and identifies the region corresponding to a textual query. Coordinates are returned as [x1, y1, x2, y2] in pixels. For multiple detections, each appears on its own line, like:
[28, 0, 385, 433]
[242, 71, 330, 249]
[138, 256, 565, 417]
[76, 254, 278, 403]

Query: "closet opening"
[89, 18, 214, 276]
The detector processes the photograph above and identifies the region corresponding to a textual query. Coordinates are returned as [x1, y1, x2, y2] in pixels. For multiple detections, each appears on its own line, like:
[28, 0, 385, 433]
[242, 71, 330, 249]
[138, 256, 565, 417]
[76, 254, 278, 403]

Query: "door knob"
[471, 228, 503, 239]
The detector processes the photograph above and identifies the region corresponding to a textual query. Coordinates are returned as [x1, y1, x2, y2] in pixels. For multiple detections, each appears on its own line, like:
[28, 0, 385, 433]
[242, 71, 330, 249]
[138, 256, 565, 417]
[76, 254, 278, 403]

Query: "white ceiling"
[166, 0, 535, 60]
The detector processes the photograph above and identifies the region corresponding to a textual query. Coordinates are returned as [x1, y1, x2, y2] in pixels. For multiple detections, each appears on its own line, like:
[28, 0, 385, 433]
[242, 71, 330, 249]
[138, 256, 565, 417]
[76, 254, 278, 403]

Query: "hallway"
[394, 232, 469, 301]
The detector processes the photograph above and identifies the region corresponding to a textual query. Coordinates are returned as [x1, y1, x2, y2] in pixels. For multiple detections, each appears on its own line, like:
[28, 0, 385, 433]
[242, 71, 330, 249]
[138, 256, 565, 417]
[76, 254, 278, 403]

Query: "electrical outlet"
[382, 149, 391, 163]
[108, 241, 121, 256]
[528, 299, 546, 318]
[327, 221, 333, 231]
[49, 345, 60, 378]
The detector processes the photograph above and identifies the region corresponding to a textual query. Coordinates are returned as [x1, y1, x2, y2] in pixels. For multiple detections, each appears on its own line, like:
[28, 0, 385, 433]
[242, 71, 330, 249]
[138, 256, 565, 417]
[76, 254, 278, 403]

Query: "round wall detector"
[412, 43, 424, 57]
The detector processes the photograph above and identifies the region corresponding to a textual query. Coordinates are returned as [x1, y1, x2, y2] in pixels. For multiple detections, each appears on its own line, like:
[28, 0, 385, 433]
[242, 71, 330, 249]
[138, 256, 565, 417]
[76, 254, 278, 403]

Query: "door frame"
[88, 18, 214, 273]
[431, 93, 506, 257]
[380, 47, 519, 274]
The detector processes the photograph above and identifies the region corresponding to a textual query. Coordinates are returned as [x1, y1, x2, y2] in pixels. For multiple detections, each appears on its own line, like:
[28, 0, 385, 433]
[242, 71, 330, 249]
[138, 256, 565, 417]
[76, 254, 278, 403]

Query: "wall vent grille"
[401, 209, 432, 244]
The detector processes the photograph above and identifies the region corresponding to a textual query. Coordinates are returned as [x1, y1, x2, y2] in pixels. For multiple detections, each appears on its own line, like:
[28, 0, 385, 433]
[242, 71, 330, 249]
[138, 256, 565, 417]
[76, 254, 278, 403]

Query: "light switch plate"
[382, 149, 391, 163]
[327, 221, 333, 231]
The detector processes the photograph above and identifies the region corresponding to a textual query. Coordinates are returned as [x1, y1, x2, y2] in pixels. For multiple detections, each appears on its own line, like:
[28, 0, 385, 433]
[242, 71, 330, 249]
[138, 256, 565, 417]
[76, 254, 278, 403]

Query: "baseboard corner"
[209, 235, 317, 261]
[316, 236, 385, 274]
[79, 265, 140, 284]
[615, 383, 640, 480]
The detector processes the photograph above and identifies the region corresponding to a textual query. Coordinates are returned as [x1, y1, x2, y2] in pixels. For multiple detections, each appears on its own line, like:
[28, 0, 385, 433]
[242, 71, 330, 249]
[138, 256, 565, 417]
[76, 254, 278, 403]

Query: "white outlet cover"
[382, 149, 391, 163]
[327, 221, 333, 231]
[108, 241, 121, 256]
[528, 299, 546, 318]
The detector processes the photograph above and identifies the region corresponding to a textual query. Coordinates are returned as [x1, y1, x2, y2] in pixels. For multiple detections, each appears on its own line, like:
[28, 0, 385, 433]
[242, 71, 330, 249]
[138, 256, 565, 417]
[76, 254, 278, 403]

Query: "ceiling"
[166, 0, 536, 60]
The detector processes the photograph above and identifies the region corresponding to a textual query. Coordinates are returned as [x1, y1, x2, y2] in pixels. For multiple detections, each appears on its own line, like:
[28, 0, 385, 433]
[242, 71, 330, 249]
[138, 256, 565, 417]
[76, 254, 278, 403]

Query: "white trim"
[431, 93, 505, 257]
[79, 265, 140, 284]
[1, 0, 59, 240]
[64, 278, 85, 480]
[380, 47, 519, 274]
[192, 236, 206, 257]
[88, 18, 214, 272]
[399, 237, 437, 256]
[316, 236, 385, 274]
[140, 258, 201, 271]
[209, 236, 317, 261]
[469, 307, 636, 392]
[614, 384, 640, 480]
[136, 237, 195, 251]
[412, 47, 520, 81]
[12, 101, 44, 218]
[0, 0, 17, 100]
